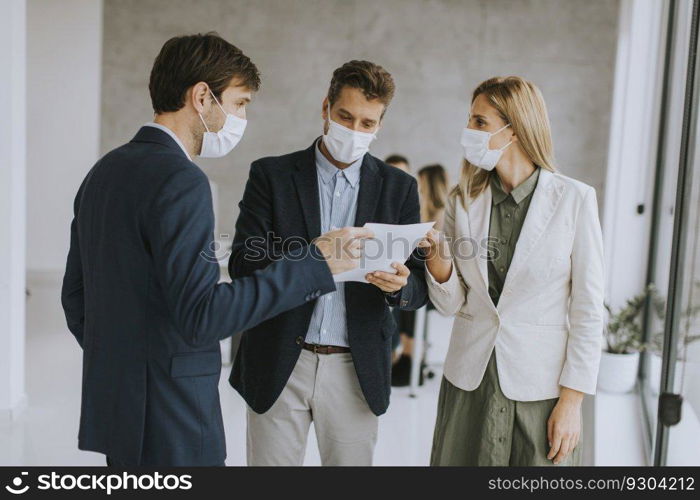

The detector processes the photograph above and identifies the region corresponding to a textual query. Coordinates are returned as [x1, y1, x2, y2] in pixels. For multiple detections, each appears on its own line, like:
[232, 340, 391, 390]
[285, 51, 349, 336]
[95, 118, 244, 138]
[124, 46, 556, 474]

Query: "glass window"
[640, 0, 699, 465]
[640, 0, 692, 454]
[664, 79, 700, 465]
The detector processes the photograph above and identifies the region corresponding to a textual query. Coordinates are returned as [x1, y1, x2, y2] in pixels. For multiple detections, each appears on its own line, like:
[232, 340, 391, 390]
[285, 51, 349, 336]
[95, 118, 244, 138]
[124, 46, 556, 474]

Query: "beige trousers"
[246, 348, 378, 466]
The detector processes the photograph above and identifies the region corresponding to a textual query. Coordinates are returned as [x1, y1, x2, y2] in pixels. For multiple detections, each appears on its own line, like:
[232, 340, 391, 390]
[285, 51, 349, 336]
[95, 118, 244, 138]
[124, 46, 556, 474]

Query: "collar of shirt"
[314, 138, 362, 187]
[490, 166, 540, 205]
[144, 122, 192, 161]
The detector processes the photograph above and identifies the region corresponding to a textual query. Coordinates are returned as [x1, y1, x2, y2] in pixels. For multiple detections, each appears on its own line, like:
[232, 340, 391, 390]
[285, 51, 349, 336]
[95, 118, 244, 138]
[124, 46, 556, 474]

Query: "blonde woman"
[420, 77, 604, 466]
[418, 164, 449, 231]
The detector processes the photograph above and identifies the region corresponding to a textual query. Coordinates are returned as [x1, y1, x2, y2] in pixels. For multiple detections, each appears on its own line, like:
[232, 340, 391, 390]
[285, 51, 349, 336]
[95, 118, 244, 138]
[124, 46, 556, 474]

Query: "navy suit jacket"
[60, 127, 336, 466]
[228, 140, 428, 416]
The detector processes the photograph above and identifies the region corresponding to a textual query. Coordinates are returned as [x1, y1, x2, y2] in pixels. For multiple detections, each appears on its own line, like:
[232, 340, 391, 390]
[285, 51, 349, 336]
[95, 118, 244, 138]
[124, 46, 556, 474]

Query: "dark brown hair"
[327, 60, 395, 111]
[385, 154, 409, 167]
[149, 32, 260, 114]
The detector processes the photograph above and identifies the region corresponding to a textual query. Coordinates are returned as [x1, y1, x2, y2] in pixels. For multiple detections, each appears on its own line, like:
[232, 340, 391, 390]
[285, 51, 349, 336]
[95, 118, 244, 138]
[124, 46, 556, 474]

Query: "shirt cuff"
[384, 288, 402, 306]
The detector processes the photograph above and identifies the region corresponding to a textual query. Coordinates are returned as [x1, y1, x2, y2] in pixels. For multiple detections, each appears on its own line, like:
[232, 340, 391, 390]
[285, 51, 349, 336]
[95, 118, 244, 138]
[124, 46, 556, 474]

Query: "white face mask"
[198, 90, 247, 158]
[322, 103, 377, 164]
[460, 122, 512, 171]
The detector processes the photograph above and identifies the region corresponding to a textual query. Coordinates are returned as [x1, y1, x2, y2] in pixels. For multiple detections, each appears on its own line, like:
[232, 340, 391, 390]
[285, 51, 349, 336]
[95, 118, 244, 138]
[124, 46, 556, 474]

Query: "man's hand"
[547, 387, 583, 465]
[366, 262, 410, 293]
[313, 226, 374, 275]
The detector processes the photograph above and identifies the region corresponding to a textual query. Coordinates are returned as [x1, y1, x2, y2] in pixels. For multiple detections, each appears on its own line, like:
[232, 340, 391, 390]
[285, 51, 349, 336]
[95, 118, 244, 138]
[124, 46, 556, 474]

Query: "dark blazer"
[61, 127, 336, 466]
[228, 140, 428, 416]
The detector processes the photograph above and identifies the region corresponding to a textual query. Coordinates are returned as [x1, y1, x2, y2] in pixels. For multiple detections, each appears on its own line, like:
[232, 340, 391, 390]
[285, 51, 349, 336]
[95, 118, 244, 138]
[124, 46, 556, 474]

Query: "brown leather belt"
[302, 342, 351, 355]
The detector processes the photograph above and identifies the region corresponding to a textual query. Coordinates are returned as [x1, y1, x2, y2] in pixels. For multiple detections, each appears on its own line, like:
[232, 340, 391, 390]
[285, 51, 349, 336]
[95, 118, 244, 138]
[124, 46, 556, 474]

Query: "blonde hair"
[417, 164, 448, 223]
[454, 76, 557, 208]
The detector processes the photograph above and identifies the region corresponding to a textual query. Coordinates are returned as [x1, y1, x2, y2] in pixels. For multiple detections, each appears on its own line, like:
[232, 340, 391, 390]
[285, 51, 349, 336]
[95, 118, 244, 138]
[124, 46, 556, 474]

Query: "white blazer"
[427, 168, 605, 401]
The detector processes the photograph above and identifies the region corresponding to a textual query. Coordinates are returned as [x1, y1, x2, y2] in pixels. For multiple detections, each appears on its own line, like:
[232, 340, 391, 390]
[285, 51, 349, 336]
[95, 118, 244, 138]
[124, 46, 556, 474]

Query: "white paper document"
[333, 221, 435, 283]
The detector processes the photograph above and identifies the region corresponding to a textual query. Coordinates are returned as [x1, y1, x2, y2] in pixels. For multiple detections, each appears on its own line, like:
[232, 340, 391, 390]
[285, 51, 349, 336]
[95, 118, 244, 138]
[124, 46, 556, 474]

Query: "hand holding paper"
[313, 226, 375, 275]
[333, 221, 435, 283]
[365, 261, 411, 293]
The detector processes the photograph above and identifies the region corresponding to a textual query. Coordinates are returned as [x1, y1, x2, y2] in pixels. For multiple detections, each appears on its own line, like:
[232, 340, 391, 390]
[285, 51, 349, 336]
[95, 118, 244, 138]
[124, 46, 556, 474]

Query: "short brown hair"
[149, 32, 260, 114]
[327, 60, 395, 111]
[385, 154, 409, 167]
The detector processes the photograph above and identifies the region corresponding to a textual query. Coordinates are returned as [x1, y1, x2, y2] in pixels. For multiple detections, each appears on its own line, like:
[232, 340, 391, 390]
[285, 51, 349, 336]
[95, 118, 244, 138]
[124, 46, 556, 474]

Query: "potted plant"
[598, 286, 652, 393]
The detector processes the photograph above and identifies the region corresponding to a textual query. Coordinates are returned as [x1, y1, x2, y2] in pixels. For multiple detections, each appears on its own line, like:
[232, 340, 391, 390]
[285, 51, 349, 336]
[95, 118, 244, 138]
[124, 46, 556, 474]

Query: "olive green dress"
[430, 167, 582, 466]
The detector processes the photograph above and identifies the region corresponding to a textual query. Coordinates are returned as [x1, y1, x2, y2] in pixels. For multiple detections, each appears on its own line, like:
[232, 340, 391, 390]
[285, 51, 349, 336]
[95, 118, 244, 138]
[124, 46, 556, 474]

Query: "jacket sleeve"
[559, 187, 605, 394]
[426, 192, 469, 316]
[384, 177, 428, 311]
[228, 160, 278, 279]
[61, 177, 87, 348]
[149, 166, 336, 348]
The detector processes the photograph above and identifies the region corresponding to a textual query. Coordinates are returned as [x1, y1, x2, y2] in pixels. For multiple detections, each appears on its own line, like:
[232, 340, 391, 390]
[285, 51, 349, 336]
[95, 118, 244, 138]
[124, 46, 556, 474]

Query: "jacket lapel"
[465, 186, 493, 305]
[347, 153, 383, 327]
[353, 154, 383, 227]
[500, 169, 563, 301]
[292, 141, 322, 240]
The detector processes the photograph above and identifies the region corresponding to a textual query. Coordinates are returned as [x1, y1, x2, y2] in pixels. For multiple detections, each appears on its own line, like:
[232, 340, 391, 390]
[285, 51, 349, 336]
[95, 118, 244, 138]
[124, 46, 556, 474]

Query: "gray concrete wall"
[101, 0, 619, 237]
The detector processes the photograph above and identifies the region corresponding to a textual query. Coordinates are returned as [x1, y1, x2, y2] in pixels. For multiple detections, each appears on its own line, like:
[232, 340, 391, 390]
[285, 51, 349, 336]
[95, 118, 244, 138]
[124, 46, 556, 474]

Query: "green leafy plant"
[604, 285, 656, 354]
[647, 280, 700, 359]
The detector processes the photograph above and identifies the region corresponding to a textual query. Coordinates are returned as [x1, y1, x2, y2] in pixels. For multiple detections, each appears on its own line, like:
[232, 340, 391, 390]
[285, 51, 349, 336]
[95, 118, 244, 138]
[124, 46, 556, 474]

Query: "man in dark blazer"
[60, 33, 370, 467]
[228, 60, 429, 465]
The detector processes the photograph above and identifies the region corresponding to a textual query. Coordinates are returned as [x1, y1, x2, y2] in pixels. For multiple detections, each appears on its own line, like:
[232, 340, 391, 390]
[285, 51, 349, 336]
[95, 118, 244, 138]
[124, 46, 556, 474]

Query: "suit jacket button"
[296, 336, 303, 345]
[400, 299, 408, 307]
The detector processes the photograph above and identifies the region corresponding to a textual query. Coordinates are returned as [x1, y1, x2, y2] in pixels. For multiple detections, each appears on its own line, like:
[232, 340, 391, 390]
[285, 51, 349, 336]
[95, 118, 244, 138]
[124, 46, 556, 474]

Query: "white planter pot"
[648, 353, 684, 395]
[597, 350, 640, 393]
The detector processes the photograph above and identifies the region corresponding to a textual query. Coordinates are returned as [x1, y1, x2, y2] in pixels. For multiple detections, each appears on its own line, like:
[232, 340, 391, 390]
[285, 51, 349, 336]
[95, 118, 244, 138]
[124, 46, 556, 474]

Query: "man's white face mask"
[460, 122, 512, 171]
[198, 90, 247, 158]
[322, 103, 377, 164]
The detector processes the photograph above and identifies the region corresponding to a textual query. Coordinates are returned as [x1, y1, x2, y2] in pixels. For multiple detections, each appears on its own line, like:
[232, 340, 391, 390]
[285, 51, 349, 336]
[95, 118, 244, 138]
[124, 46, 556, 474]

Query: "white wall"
[26, 0, 103, 275]
[0, 0, 27, 419]
[602, 0, 666, 307]
[100, 0, 619, 242]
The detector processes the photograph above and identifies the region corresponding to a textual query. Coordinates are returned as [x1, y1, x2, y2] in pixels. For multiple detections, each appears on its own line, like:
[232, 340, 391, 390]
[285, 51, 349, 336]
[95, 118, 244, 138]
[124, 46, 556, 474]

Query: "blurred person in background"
[418, 164, 449, 230]
[385, 153, 410, 173]
[384, 153, 412, 357]
[391, 164, 449, 386]
[420, 76, 604, 466]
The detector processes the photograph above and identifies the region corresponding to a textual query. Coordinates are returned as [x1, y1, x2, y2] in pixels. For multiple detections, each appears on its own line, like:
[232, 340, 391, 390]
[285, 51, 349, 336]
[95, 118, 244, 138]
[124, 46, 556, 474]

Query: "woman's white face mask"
[460, 122, 512, 171]
[322, 103, 377, 164]
[198, 90, 247, 158]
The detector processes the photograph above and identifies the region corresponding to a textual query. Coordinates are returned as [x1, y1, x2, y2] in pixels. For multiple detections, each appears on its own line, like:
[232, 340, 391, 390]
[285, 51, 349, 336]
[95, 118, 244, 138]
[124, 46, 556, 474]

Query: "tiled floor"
[0, 281, 452, 466]
[7, 280, 666, 467]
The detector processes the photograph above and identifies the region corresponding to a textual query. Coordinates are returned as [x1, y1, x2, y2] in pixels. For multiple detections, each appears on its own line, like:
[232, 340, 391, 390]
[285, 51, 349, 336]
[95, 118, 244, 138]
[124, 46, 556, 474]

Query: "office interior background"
[1, 0, 698, 466]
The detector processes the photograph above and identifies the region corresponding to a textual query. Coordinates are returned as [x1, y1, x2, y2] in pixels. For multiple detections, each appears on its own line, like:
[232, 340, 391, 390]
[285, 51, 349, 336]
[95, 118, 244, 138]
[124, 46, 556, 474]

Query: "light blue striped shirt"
[304, 139, 362, 347]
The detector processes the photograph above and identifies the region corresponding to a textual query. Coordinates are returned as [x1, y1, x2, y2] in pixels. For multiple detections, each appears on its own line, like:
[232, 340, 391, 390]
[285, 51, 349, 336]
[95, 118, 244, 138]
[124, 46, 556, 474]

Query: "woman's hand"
[417, 228, 452, 283]
[546, 387, 583, 465]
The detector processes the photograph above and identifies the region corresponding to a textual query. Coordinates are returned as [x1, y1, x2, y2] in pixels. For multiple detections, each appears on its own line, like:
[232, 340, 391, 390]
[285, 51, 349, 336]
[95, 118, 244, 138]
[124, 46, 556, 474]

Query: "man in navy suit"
[229, 60, 429, 465]
[60, 33, 372, 467]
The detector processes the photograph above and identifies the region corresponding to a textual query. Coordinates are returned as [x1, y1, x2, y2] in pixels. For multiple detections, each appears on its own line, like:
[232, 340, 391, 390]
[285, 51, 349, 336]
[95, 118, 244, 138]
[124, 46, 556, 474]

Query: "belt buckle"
[313, 344, 319, 354]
